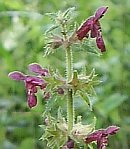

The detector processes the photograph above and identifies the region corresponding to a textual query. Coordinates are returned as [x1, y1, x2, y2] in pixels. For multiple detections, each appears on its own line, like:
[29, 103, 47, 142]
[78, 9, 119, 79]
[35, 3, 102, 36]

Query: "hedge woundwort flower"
[76, 6, 108, 52]
[8, 71, 46, 108]
[84, 126, 120, 149]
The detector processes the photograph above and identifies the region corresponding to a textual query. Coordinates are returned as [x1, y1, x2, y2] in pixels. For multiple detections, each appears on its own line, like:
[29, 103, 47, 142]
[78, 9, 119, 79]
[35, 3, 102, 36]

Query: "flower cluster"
[84, 126, 120, 149]
[8, 63, 65, 108]
[76, 6, 108, 52]
[8, 63, 49, 108]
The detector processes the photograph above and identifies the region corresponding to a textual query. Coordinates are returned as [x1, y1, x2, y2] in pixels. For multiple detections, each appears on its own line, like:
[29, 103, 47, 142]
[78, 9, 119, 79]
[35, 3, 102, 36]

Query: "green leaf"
[63, 7, 75, 18]
[42, 98, 56, 119]
[40, 116, 67, 149]
[19, 138, 35, 149]
[96, 93, 127, 116]
[45, 25, 59, 33]
[78, 90, 92, 110]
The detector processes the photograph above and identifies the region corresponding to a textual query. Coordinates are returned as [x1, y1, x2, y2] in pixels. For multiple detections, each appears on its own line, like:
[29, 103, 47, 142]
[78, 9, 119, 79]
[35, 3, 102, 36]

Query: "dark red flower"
[76, 6, 108, 52]
[27, 94, 37, 108]
[95, 7, 108, 20]
[8, 71, 46, 108]
[76, 16, 94, 40]
[96, 31, 106, 52]
[84, 126, 120, 149]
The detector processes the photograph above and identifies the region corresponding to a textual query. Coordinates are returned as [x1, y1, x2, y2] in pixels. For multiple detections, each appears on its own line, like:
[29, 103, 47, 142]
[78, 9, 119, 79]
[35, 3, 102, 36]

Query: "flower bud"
[57, 87, 64, 95]
[43, 92, 51, 100]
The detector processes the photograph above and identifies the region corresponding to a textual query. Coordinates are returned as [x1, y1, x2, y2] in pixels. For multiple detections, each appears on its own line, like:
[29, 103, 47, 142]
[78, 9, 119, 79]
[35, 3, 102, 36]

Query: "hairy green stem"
[61, 23, 74, 133]
[66, 47, 73, 82]
[67, 88, 73, 132]
[66, 47, 73, 132]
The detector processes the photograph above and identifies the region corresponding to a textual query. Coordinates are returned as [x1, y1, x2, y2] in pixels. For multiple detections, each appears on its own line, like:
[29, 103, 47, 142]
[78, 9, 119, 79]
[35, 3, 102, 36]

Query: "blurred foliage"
[0, 0, 130, 149]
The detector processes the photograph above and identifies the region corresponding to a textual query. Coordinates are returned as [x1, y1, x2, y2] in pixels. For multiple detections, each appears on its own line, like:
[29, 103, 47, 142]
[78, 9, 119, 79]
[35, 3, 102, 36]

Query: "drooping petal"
[96, 32, 106, 52]
[105, 126, 120, 135]
[85, 130, 103, 143]
[28, 63, 42, 73]
[95, 6, 108, 20]
[28, 94, 37, 108]
[8, 71, 26, 80]
[76, 16, 94, 40]
[28, 63, 49, 76]
[90, 25, 98, 38]
[90, 20, 101, 38]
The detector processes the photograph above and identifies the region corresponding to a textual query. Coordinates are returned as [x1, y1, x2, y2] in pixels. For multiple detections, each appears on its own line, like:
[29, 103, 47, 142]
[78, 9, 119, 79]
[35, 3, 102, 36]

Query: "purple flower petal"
[28, 63, 49, 76]
[28, 63, 42, 73]
[97, 137, 108, 149]
[26, 76, 44, 86]
[85, 130, 103, 143]
[76, 16, 94, 40]
[8, 71, 26, 80]
[26, 84, 37, 94]
[28, 94, 37, 108]
[105, 126, 120, 135]
[96, 32, 106, 52]
[90, 21, 101, 38]
[95, 6, 108, 20]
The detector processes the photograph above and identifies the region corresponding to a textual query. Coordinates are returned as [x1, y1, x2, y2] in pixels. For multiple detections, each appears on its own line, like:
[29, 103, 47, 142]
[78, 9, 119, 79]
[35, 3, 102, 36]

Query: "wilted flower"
[62, 138, 74, 149]
[47, 34, 63, 49]
[8, 71, 46, 108]
[76, 6, 108, 52]
[84, 126, 120, 149]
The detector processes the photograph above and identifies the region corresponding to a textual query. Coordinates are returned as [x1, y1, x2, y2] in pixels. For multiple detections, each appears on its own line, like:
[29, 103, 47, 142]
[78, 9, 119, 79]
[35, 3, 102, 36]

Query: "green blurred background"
[0, 0, 129, 149]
